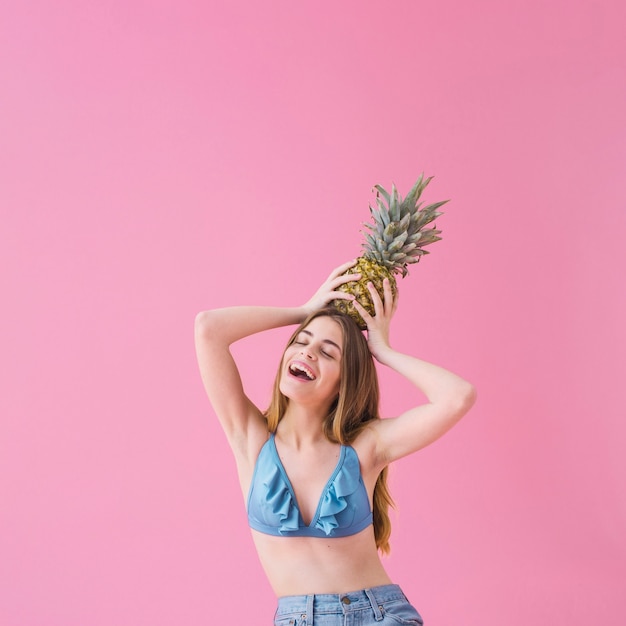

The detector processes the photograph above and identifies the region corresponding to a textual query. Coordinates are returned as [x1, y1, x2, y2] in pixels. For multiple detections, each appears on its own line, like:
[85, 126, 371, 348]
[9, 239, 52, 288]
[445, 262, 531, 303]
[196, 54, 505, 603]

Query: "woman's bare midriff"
[251, 525, 393, 597]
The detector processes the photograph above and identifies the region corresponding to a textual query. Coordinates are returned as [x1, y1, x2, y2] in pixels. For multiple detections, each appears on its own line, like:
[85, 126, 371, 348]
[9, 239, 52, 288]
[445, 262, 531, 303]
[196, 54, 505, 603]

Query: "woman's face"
[279, 316, 343, 409]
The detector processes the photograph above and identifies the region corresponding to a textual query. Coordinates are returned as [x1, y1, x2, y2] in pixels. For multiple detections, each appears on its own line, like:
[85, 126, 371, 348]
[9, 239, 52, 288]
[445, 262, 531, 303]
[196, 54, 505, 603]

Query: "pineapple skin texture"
[332, 256, 398, 330]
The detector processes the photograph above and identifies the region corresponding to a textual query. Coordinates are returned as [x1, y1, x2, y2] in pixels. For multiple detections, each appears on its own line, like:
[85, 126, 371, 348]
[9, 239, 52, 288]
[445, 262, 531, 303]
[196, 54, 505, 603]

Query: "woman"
[194, 260, 476, 625]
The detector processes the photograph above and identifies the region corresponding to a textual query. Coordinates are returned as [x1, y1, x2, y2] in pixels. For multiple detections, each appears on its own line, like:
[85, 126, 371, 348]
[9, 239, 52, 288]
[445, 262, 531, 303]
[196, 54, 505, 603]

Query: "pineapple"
[333, 174, 448, 329]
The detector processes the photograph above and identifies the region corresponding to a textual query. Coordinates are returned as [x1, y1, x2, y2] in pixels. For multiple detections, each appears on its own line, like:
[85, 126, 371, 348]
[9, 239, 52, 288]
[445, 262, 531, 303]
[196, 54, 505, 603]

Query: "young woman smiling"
[194, 260, 476, 625]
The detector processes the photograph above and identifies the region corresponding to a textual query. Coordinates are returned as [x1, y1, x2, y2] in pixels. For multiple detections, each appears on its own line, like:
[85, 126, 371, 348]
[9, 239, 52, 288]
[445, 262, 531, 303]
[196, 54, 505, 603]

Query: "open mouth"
[288, 361, 316, 381]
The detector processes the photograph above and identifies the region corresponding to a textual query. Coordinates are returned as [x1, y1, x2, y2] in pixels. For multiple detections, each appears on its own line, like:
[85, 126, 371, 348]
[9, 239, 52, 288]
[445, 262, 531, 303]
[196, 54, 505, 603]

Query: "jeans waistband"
[275, 583, 407, 616]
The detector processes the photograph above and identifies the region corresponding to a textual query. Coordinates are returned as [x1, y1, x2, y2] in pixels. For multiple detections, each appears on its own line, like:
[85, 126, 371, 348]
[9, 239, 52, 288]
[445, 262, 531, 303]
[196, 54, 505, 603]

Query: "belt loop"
[305, 594, 314, 626]
[364, 588, 383, 621]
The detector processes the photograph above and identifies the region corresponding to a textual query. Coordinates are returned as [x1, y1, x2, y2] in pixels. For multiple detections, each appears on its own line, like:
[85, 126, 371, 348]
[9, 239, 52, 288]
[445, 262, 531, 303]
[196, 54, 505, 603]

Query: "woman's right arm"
[193, 261, 359, 449]
[194, 306, 305, 447]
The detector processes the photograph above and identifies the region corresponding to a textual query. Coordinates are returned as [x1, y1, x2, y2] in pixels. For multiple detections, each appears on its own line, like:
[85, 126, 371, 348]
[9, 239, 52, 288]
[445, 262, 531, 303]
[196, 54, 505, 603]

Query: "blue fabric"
[274, 584, 424, 625]
[247, 434, 373, 538]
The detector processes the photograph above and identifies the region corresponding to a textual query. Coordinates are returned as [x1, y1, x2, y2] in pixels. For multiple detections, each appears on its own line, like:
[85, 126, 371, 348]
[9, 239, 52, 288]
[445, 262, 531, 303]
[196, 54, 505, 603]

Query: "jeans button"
[341, 596, 351, 605]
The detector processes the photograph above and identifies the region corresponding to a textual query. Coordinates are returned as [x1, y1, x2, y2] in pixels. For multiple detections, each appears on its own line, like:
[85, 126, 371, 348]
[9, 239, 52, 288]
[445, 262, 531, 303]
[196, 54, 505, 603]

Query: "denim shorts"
[273, 584, 423, 625]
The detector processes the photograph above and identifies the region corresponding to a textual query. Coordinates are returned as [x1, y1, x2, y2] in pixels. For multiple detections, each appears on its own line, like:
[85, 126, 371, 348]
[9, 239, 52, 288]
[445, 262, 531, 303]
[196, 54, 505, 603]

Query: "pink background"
[1, 1, 624, 624]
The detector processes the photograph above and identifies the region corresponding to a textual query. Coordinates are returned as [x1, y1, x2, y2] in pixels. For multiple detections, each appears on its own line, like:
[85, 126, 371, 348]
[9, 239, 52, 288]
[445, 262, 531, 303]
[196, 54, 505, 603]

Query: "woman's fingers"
[367, 281, 384, 318]
[324, 267, 396, 324]
[391, 288, 399, 314]
[323, 260, 361, 294]
[329, 271, 361, 290]
[331, 290, 357, 302]
[328, 259, 358, 280]
[303, 261, 361, 311]
[327, 270, 361, 301]
[382, 278, 395, 316]
[351, 297, 372, 323]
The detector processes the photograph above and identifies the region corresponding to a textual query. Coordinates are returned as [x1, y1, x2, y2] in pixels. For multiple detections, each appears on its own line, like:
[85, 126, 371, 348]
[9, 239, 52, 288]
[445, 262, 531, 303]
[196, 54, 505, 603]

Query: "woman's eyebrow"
[300, 329, 342, 353]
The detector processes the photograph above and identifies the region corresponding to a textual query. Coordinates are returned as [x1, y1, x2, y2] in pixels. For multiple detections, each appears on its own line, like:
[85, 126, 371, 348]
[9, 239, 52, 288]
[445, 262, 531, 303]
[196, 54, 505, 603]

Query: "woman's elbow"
[456, 381, 477, 416]
[440, 381, 476, 422]
[194, 310, 220, 337]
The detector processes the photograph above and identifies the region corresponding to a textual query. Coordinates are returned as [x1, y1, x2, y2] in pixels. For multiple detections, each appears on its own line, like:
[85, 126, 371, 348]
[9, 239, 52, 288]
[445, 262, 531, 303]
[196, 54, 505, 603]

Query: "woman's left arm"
[353, 280, 476, 465]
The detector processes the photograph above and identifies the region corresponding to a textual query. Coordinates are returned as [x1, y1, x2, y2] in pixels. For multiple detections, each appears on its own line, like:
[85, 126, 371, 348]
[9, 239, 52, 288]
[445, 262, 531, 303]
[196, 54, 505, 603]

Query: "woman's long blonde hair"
[265, 307, 395, 554]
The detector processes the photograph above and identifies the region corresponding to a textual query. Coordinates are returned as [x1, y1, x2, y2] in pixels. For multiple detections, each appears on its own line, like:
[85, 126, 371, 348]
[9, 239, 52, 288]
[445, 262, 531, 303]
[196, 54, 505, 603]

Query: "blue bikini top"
[247, 433, 373, 538]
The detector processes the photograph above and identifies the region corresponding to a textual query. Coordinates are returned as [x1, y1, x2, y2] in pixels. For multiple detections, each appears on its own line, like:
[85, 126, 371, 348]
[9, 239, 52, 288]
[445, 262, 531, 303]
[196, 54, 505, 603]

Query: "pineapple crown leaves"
[361, 174, 449, 278]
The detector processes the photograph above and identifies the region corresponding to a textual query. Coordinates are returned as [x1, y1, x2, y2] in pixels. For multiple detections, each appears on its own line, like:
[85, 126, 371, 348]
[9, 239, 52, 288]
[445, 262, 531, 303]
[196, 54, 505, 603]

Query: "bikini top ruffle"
[247, 434, 373, 538]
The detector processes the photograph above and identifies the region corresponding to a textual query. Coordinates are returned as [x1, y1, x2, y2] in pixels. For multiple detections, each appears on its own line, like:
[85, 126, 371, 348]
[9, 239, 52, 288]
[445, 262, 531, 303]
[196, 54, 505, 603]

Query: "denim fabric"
[273, 584, 423, 625]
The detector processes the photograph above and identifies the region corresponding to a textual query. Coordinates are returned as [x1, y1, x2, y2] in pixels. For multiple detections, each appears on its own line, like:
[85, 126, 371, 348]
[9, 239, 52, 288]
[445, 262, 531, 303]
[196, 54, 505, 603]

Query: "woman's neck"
[277, 404, 329, 448]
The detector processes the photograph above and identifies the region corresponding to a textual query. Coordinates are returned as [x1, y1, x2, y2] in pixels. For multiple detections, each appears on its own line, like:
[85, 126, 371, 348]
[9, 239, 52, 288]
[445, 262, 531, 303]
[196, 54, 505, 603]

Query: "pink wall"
[1, 1, 624, 624]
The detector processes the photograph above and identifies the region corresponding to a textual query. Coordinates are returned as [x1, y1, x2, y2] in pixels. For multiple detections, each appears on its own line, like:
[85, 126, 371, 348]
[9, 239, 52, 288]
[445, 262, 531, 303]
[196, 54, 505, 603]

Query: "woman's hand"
[352, 278, 398, 362]
[302, 260, 361, 316]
